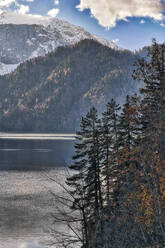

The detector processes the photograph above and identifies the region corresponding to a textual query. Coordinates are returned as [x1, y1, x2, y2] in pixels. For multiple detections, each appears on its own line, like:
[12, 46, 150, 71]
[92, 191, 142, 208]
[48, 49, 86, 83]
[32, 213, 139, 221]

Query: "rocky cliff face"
[0, 12, 119, 75]
[0, 24, 45, 64]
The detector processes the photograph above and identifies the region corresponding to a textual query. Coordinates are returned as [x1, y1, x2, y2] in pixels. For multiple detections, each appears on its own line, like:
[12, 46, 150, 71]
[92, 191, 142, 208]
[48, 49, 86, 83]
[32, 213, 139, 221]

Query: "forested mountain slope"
[0, 39, 139, 132]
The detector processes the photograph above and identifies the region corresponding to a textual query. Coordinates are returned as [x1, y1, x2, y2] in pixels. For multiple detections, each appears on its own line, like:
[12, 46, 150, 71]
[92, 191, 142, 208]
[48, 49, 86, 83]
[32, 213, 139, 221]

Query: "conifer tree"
[101, 99, 120, 207]
[133, 39, 165, 159]
[67, 107, 103, 248]
[112, 94, 142, 237]
[133, 39, 165, 245]
[118, 95, 141, 152]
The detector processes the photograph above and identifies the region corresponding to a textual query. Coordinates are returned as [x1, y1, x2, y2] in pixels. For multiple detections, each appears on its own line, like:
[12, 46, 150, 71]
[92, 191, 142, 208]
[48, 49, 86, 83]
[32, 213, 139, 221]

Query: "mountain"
[0, 39, 140, 132]
[0, 12, 119, 75]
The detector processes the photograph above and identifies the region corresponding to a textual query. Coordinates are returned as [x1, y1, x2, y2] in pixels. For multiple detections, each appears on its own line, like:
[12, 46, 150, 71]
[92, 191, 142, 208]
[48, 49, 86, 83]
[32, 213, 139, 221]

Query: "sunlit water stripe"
[0, 133, 76, 140]
[0, 149, 53, 152]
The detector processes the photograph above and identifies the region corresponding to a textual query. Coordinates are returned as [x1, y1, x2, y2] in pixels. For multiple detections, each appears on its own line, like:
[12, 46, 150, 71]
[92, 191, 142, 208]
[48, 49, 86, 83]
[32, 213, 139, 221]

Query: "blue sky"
[0, 0, 165, 50]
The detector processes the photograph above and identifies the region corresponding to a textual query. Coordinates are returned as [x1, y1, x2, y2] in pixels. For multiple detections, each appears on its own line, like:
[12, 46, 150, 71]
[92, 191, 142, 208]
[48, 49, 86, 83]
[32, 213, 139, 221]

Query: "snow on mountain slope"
[0, 62, 19, 75]
[0, 12, 120, 75]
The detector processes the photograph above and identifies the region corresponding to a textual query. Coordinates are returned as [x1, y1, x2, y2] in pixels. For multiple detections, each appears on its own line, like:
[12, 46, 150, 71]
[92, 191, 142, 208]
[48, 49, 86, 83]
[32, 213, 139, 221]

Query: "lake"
[0, 133, 76, 248]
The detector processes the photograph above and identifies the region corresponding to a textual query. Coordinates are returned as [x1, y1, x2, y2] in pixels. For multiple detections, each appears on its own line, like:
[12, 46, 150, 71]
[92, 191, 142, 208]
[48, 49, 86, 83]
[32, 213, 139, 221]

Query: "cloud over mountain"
[0, 0, 16, 7]
[47, 8, 59, 17]
[77, 0, 165, 28]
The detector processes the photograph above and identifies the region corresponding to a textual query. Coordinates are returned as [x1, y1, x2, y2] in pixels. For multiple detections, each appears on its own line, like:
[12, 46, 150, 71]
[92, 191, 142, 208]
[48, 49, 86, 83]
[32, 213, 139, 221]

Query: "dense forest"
[51, 40, 165, 248]
[0, 39, 139, 132]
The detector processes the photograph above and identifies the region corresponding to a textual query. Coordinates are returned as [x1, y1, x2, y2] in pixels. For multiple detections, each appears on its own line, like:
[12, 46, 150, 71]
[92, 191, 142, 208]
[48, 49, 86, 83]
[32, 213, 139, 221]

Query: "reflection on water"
[0, 134, 75, 248]
[0, 133, 76, 140]
[0, 134, 75, 170]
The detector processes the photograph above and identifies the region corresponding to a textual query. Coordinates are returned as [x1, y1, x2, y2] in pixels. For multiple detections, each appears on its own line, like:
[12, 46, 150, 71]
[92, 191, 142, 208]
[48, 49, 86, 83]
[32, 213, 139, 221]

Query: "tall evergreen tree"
[112, 95, 142, 233]
[67, 107, 103, 248]
[133, 39, 165, 159]
[133, 39, 165, 245]
[101, 99, 120, 207]
[118, 95, 141, 152]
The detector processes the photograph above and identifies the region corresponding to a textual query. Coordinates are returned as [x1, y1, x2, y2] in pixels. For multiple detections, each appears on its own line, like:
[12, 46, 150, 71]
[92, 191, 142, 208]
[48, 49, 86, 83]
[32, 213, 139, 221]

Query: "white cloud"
[0, 0, 32, 13]
[0, 0, 59, 19]
[47, 8, 59, 17]
[27, 13, 44, 19]
[16, 4, 29, 14]
[112, 38, 119, 43]
[160, 22, 165, 27]
[22, 0, 34, 2]
[0, 0, 16, 7]
[77, 0, 165, 28]
[54, 0, 59, 5]
[140, 19, 146, 24]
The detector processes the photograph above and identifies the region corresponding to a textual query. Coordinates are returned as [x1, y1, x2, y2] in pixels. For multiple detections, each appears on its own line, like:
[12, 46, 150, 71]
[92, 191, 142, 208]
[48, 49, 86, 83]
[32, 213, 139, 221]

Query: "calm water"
[0, 134, 75, 248]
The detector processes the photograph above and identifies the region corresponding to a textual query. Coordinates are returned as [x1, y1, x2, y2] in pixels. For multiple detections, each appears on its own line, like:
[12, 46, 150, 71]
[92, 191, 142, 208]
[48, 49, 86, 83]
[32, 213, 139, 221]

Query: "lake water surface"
[0, 133, 75, 248]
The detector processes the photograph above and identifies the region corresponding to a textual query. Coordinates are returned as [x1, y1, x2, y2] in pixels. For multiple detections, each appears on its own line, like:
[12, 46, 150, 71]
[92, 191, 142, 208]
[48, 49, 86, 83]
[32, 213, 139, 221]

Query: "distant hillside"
[0, 39, 140, 132]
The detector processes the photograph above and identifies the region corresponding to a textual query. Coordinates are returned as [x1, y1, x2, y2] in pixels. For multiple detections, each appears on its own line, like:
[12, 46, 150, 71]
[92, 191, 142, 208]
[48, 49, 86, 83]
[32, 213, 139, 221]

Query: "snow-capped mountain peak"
[0, 12, 120, 75]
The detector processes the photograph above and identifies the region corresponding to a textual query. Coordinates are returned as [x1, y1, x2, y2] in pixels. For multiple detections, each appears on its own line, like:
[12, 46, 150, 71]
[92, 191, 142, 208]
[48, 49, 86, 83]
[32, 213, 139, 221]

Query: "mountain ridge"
[0, 12, 120, 75]
[0, 39, 139, 132]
